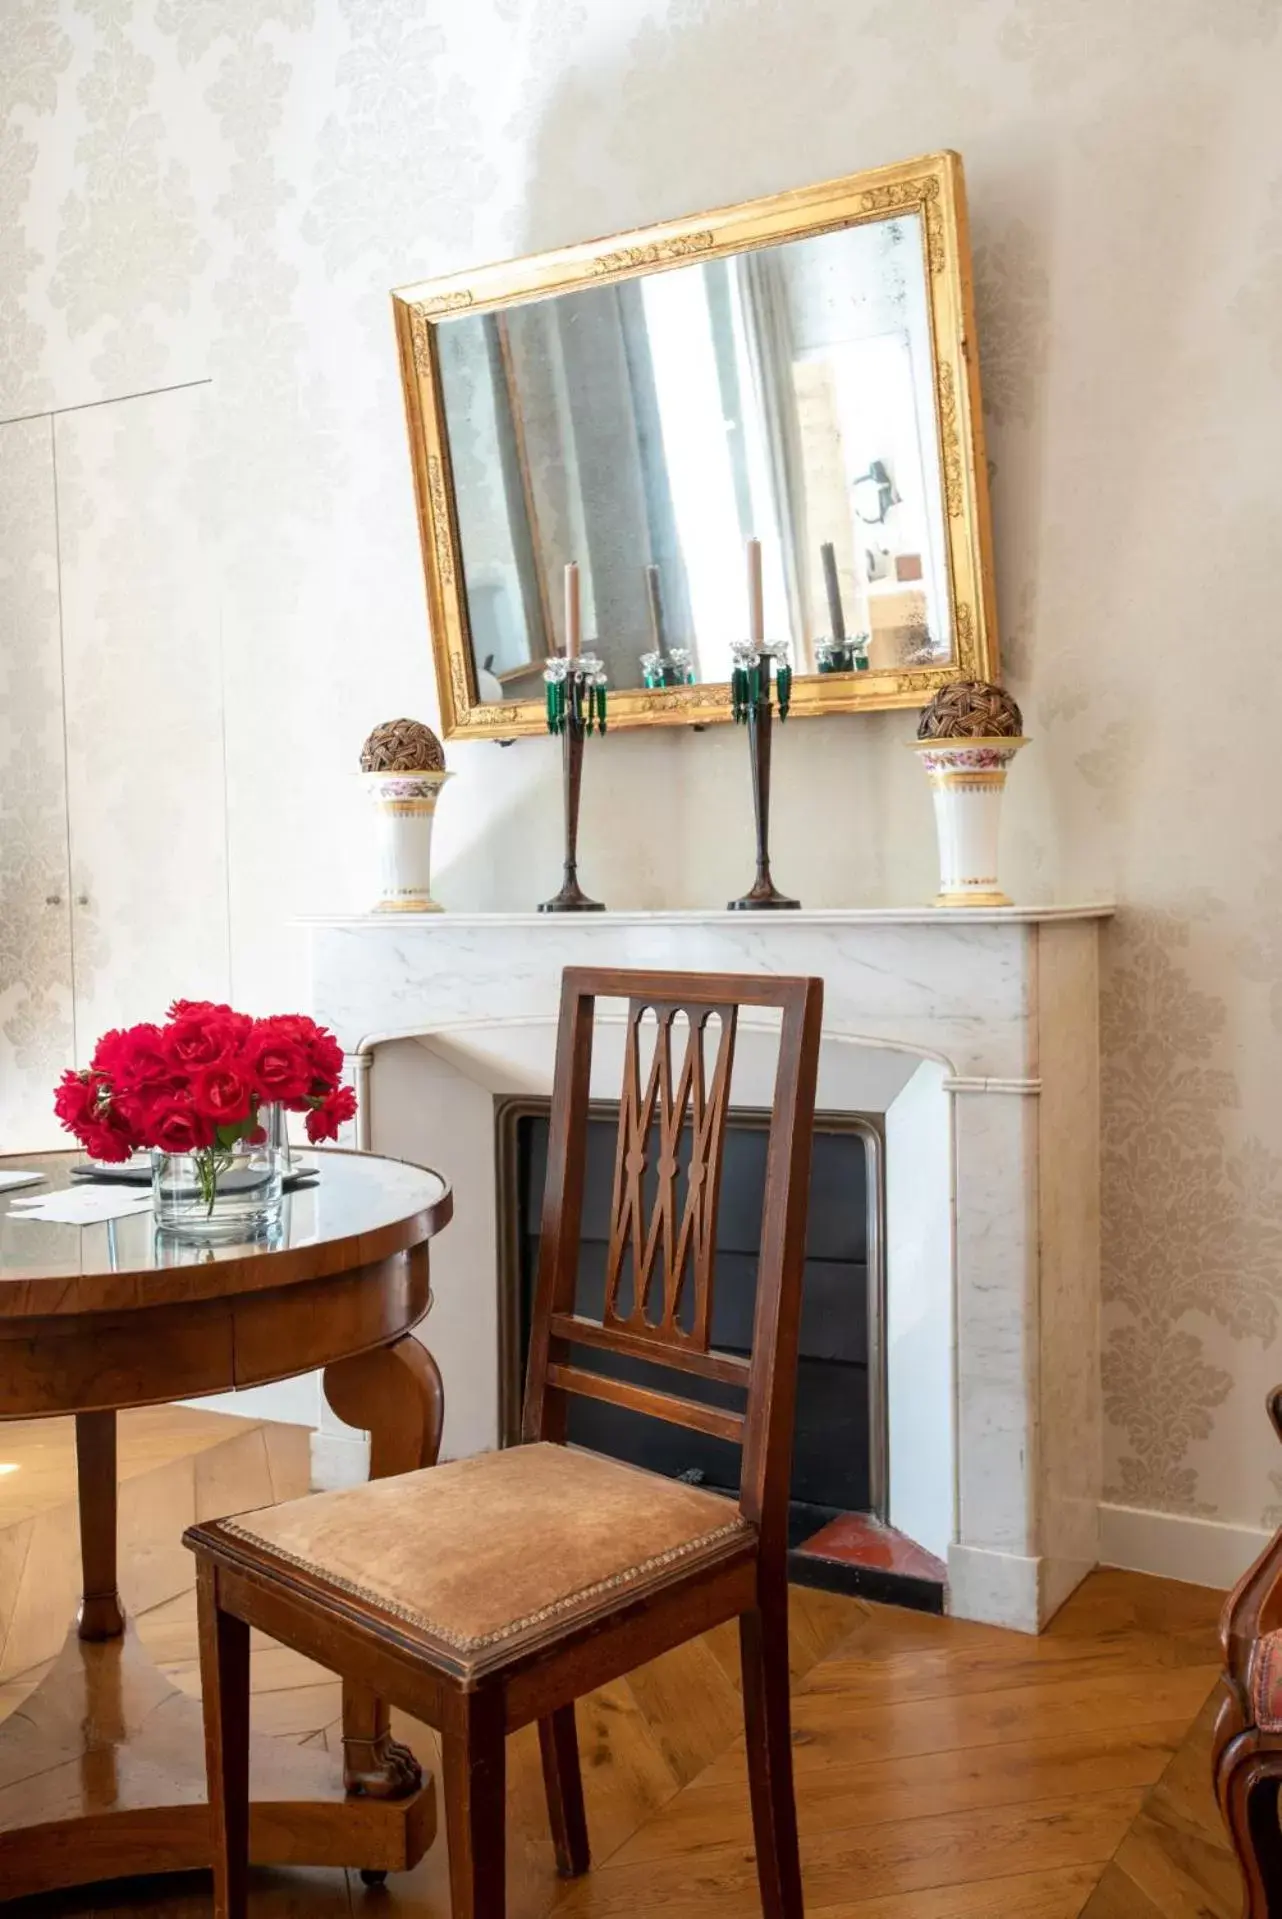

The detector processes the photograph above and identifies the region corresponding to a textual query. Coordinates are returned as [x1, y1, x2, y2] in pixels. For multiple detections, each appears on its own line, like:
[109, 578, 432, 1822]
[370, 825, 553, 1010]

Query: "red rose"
[168, 998, 216, 1020]
[165, 1007, 240, 1073]
[54, 1072, 139, 1159]
[115, 1077, 177, 1135]
[79, 1120, 134, 1164]
[149, 1098, 217, 1155]
[305, 1025, 345, 1086]
[167, 998, 253, 1038]
[90, 1029, 130, 1079]
[54, 1069, 98, 1132]
[193, 1065, 254, 1126]
[305, 1084, 357, 1143]
[92, 1023, 172, 1090]
[271, 1014, 344, 1088]
[244, 1019, 312, 1104]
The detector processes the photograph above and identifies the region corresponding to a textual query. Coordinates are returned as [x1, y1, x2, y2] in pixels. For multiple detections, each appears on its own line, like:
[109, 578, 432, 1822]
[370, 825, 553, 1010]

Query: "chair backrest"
[522, 966, 823, 1557]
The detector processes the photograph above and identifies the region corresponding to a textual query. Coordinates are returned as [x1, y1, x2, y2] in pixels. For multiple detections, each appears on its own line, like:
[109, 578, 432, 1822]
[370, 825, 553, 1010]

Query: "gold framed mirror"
[393, 149, 998, 740]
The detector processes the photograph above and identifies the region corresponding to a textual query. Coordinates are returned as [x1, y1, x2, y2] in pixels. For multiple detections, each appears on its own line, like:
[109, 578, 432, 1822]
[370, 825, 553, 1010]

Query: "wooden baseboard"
[1100, 1500, 1270, 1590]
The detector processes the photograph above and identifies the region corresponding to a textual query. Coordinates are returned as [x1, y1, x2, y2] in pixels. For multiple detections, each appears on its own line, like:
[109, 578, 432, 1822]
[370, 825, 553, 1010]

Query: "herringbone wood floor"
[0, 1413, 1243, 1918]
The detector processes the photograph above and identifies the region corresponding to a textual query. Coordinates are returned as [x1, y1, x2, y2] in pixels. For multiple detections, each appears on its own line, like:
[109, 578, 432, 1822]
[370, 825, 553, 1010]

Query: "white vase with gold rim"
[364, 769, 452, 912]
[913, 737, 1028, 907]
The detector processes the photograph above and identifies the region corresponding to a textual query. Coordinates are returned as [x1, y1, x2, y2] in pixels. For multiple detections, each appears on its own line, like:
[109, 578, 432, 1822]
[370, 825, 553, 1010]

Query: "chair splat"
[603, 998, 737, 1354]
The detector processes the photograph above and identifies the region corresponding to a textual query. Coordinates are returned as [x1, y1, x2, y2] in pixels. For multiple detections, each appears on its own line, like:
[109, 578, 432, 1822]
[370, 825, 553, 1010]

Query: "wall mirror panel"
[394, 151, 998, 738]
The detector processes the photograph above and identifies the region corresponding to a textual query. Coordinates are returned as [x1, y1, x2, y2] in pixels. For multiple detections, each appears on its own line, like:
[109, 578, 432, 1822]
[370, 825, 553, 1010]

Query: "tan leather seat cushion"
[220, 1442, 750, 1661]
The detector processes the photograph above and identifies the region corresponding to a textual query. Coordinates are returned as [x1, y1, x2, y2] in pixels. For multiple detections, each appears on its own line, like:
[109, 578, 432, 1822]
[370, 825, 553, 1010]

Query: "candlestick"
[640, 562, 694, 689]
[815, 540, 869, 673]
[729, 537, 798, 910]
[564, 561, 581, 659]
[820, 540, 846, 643]
[747, 537, 764, 651]
[542, 574, 605, 911]
[645, 563, 670, 661]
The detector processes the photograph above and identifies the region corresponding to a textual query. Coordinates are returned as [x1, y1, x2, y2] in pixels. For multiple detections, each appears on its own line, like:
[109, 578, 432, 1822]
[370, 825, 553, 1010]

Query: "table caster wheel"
[360, 1869, 388, 1888]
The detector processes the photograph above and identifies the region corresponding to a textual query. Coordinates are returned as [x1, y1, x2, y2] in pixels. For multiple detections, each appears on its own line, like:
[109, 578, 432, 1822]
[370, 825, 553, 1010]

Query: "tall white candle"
[564, 561, 581, 659]
[746, 538, 763, 653]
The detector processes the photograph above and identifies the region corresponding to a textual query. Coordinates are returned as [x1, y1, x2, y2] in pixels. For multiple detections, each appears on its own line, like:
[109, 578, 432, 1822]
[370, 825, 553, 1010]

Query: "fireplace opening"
[492, 1097, 948, 1603]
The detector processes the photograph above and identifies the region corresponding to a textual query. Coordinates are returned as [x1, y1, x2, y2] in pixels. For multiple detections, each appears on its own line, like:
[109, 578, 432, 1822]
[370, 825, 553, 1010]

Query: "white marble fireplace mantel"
[306, 903, 1112, 1633]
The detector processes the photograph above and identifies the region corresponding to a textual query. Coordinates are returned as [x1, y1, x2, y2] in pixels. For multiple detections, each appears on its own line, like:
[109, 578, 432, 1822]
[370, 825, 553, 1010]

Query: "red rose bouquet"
[54, 1000, 356, 1212]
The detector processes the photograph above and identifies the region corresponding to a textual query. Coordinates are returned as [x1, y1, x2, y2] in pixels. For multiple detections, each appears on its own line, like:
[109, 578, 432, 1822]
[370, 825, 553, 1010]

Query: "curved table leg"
[323, 1332, 445, 1800]
[76, 1410, 125, 1640]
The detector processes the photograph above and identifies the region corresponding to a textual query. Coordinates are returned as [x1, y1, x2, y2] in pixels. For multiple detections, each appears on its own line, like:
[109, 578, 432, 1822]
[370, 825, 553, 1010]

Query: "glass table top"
[0, 1149, 451, 1303]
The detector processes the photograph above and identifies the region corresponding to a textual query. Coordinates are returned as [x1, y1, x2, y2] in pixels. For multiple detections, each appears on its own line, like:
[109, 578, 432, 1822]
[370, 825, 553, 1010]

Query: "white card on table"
[8, 1189, 154, 1225]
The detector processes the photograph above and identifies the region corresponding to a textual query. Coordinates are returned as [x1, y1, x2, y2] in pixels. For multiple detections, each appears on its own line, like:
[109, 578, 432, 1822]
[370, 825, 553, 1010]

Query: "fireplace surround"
[305, 903, 1110, 1632]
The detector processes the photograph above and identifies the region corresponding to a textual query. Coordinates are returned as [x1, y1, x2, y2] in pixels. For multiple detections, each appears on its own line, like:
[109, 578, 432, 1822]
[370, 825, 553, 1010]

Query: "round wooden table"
[0, 1147, 452, 1901]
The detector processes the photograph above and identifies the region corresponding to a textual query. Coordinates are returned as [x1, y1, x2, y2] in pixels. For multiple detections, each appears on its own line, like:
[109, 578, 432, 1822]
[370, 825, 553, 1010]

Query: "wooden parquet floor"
[0, 1413, 1244, 1918]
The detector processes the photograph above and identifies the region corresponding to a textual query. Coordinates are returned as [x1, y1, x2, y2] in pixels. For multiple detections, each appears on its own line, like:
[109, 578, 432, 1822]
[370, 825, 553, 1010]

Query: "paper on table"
[0, 1170, 46, 1192]
[8, 1188, 154, 1225]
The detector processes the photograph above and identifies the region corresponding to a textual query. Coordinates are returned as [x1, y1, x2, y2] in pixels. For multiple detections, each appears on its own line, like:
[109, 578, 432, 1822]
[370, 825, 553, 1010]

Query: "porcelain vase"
[366, 769, 452, 913]
[913, 737, 1027, 907]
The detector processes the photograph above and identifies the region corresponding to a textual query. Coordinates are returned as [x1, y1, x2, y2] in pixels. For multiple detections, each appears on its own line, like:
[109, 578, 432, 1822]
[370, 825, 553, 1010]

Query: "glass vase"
[151, 1103, 288, 1242]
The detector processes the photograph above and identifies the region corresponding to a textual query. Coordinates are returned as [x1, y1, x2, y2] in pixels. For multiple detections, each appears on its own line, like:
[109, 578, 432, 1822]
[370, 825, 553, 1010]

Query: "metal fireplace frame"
[493, 1097, 888, 1522]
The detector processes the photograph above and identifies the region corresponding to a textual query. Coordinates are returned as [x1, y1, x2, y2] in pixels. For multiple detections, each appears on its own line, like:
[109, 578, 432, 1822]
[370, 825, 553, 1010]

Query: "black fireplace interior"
[510, 1104, 880, 1548]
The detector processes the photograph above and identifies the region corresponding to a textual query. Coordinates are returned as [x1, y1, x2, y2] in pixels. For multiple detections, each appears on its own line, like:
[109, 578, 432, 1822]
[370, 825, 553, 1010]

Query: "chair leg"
[1221, 1748, 1282, 1918]
[196, 1560, 251, 1919]
[443, 1689, 507, 1919]
[539, 1704, 590, 1876]
[740, 1588, 803, 1919]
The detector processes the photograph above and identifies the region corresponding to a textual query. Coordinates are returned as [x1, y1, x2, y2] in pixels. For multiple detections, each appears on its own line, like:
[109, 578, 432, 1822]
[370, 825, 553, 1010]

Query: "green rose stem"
[195, 1148, 231, 1215]
[193, 1110, 262, 1215]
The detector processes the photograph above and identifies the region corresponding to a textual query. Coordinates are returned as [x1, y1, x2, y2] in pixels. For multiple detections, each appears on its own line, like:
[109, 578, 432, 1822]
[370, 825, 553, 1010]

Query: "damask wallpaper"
[4, 0, 1282, 1545]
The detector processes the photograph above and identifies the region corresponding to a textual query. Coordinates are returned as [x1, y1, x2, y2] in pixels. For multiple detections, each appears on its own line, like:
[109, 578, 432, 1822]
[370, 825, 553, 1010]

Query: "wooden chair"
[186, 965, 823, 1919]
[1216, 1386, 1282, 1916]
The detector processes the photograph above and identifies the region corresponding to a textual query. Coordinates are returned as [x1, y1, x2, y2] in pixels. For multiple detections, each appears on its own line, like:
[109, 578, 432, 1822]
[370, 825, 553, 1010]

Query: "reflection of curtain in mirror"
[497, 302, 586, 646]
[486, 318, 552, 684]
[436, 314, 550, 692]
[502, 290, 693, 687]
[553, 289, 651, 684]
[733, 253, 812, 667]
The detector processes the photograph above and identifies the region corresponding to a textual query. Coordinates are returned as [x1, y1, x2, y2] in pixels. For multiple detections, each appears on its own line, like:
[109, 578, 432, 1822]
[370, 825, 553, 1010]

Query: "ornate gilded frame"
[392, 149, 998, 740]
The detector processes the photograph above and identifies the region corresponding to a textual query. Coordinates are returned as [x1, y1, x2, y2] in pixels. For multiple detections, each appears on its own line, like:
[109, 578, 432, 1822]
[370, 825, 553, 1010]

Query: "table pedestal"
[0, 1622, 436, 1899]
[0, 1336, 445, 1898]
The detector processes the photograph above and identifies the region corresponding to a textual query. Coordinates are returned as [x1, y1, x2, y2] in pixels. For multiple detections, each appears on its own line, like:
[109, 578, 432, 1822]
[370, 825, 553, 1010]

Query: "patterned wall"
[4, 0, 1282, 1533]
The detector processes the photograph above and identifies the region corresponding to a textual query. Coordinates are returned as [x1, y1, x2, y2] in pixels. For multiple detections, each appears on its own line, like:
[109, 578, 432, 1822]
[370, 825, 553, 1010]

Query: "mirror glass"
[435, 211, 951, 705]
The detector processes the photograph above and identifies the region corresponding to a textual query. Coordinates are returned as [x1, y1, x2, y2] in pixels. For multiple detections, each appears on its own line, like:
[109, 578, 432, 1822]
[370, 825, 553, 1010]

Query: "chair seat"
[202, 1441, 753, 1672]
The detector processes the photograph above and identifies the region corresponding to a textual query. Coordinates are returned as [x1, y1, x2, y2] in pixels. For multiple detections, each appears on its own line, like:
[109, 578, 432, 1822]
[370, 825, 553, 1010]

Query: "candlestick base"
[539, 879, 605, 913]
[728, 876, 800, 911]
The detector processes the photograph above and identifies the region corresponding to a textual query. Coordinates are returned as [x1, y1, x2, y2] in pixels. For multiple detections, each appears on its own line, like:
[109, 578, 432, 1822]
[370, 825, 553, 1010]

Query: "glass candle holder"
[639, 646, 694, 690]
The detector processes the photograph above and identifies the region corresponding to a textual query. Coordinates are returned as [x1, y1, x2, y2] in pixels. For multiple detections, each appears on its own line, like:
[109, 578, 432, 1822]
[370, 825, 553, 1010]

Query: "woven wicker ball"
[360, 718, 446, 773]
[916, 680, 1023, 740]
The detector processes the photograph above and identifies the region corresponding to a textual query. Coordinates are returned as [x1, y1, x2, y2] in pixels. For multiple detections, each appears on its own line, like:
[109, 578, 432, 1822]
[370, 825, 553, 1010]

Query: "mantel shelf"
[303, 903, 1114, 931]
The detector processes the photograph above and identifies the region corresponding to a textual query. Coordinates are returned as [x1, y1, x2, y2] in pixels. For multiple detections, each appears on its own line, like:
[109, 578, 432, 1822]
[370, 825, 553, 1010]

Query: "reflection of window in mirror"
[770, 217, 952, 672]
[493, 286, 692, 693]
[640, 262, 790, 685]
